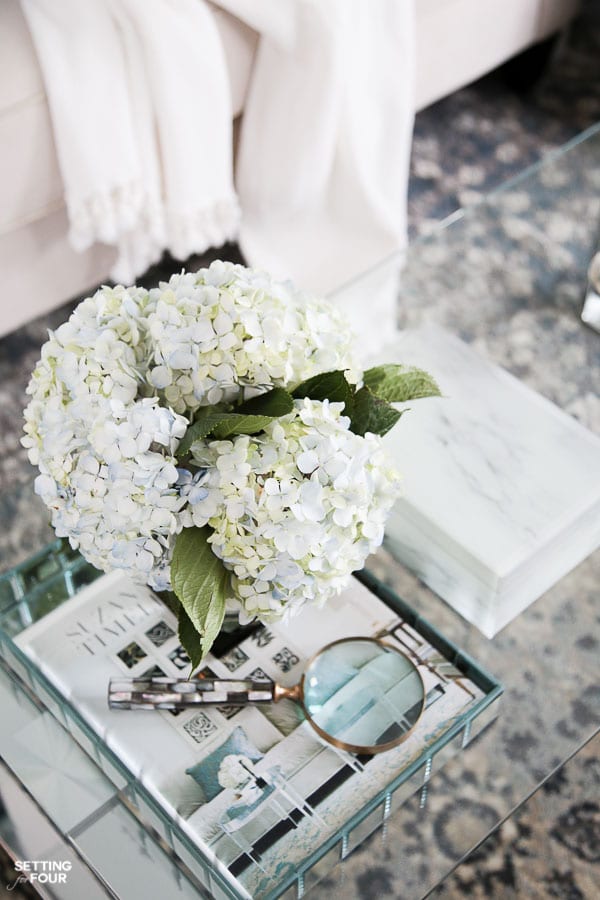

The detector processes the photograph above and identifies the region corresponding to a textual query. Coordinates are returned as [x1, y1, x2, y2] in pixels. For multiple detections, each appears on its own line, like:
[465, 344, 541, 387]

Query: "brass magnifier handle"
[272, 683, 302, 703]
[108, 676, 276, 710]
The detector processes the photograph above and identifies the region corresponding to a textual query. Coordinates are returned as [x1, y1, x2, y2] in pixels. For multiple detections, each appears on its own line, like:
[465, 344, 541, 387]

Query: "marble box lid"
[380, 327, 600, 637]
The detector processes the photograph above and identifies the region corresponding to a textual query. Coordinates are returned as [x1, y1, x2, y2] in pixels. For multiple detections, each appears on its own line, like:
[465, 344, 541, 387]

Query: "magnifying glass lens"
[302, 639, 425, 753]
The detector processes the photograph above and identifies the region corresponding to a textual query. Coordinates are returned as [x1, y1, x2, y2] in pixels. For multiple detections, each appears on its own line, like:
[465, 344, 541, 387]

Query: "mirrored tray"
[0, 543, 502, 900]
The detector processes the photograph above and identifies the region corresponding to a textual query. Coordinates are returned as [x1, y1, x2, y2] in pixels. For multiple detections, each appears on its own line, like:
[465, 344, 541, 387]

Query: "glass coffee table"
[1, 123, 599, 899]
[324, 121, 600, 897]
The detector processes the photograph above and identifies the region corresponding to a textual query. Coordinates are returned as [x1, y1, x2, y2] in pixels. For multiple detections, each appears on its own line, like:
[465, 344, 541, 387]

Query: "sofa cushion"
[185, 725, 264, 803]
[0, 0, 257, 236]
[414, 0, 580, 111]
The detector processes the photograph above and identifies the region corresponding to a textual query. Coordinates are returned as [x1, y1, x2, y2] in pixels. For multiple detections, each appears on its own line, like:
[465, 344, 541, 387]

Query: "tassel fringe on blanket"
[21, 0, 415, 295]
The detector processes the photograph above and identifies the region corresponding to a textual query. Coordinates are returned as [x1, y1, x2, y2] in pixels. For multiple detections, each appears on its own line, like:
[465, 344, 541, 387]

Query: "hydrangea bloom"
[145, 261, 358, 413]
[186, 399, 402, 623]
[217, 755, 254, 791]
[22, 264, 358, 593]
[27, 392, 188, 591]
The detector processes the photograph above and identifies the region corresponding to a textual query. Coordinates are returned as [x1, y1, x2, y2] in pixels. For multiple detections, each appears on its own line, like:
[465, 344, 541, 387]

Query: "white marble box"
[380, 327, 600, 638]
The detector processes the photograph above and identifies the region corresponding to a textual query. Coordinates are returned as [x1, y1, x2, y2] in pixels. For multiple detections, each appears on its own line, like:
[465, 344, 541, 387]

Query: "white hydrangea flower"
[188, 399, 401, 624]
[22, 266, 362, 596]
[30, 393, 188, 590]
[145, 261, 359, 414]
[23, 284, 186, 589]
[217, 754, 254, 791]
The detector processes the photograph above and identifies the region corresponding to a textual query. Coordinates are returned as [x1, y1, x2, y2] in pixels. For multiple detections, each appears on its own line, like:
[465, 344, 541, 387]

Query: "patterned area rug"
[407, 6, 600, 894]
[409, 0, 600, 235]
[310, 733, 600, 900]
[1, 3, 599, 897]
[430, 735, 600, 900]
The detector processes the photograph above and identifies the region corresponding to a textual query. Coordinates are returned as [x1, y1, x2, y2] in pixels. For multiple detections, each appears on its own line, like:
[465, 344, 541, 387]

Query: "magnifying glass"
[108, 637, 425, 755]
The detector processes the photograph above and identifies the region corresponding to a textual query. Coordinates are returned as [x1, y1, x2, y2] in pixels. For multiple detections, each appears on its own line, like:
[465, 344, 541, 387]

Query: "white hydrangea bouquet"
[23, 261, 439, 667]
[218, 755, 254, 792]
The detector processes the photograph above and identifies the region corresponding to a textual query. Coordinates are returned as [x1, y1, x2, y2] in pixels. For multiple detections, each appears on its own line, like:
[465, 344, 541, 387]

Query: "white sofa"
[0, 0, 579, 336]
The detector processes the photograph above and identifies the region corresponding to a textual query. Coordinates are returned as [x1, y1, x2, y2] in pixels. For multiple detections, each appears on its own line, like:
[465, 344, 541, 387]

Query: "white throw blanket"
[21, 0, 415, 294]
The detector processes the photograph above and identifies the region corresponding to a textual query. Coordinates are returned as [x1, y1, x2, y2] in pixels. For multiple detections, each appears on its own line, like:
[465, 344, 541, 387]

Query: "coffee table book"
[380, 327, 600, 638]
[0, 544, 501, 900]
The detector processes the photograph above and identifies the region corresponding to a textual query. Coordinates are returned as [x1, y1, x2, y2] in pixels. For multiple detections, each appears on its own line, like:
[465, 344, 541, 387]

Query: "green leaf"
[210, 388, 294, 438]
[204, 411, 277, 441]
[176, 389, 294, 457]
[292, 370, 355, 414]
[176, 413, 221, 460]
[154, 589, 205, 673]
[235, 387, 294, 417]
[177, 603, 204, 672]
[350, 386, 404, 437]
[153, 589, 181, 617]
[171, 526, 229, 666]
[364, 365, 441, 403]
